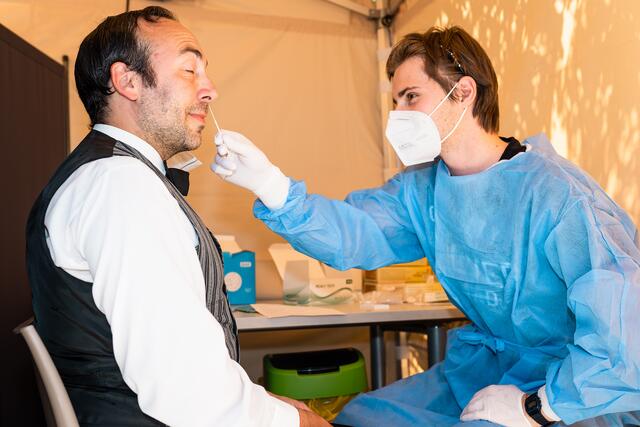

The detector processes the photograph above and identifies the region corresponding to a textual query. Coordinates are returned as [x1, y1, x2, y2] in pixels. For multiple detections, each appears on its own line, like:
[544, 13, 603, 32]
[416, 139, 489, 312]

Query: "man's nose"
[199, 76, 218, 103]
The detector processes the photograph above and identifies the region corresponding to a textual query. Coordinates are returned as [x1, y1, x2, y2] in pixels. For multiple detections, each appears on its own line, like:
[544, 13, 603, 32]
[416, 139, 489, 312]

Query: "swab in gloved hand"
[212, 133, 238, 178]
[208, 105, 229, 158]
[210, 129, 290, 210]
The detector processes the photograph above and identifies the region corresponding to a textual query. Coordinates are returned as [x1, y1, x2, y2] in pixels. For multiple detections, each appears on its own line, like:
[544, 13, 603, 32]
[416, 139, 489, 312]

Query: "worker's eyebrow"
[180, 47, 208, 67]
[393, 85, 419, 104]
[397, 86, 419, 98]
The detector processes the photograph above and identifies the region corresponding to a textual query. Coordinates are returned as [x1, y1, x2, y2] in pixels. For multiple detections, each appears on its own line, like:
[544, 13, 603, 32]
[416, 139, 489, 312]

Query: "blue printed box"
[223, 251, 256, 305]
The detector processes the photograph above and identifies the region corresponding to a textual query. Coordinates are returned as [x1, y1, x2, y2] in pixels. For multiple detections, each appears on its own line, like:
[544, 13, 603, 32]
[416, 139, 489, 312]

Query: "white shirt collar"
[93, 124, 165, 174]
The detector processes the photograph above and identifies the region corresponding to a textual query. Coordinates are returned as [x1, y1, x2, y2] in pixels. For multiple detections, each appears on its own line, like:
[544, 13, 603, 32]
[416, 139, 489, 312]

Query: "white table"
[233, 301, 465, 389]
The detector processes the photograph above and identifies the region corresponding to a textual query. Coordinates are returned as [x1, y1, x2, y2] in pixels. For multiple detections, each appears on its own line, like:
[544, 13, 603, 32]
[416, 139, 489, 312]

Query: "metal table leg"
[426, 324, 447, 367]
[370, 325, 385, 389]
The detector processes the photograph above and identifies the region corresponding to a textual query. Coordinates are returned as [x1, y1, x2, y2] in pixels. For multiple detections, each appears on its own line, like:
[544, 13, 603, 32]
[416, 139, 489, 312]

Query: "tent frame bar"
[321, 0, 404, 22]
[322, 0, 380, 18]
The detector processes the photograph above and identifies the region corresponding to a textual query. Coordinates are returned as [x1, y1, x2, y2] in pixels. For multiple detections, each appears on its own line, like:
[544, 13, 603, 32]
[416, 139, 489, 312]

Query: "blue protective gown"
[254, 134, 640, 426]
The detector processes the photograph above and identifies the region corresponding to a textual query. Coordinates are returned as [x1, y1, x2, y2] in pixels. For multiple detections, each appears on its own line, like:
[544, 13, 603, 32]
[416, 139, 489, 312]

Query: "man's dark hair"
[74, 6, 176, 126]
[387, 26, 500, 133]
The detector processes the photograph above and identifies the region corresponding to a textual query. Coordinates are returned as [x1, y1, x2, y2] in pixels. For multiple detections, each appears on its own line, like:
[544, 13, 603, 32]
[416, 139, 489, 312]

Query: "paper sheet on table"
[251, 303, 345, 318]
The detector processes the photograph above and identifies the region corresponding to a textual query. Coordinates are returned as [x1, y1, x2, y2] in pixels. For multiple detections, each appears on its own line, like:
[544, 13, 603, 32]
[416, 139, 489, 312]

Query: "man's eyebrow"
[180, 47, 208, 66]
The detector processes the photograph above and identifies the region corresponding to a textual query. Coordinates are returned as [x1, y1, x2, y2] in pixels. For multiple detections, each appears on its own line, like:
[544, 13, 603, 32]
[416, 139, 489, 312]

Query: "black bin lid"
[268, 347, 360, 375]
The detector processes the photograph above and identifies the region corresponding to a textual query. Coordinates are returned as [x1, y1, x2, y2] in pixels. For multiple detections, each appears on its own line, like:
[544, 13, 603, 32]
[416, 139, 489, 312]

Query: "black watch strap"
[524, 391, 554, 426]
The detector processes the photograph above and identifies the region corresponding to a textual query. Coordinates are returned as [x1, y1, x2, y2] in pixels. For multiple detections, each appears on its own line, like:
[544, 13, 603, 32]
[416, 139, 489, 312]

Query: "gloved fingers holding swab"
[208, 105, 229, 157]
[210, 162, 234, 178]
[208, 129, 290, 210]
[214, 153, 237, 172]
[214, 131, 231, 157]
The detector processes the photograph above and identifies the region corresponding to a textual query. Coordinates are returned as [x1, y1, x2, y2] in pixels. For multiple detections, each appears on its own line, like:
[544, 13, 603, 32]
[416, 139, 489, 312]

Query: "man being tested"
[27, 6, 329, 427]
[212, 26, 640, 426]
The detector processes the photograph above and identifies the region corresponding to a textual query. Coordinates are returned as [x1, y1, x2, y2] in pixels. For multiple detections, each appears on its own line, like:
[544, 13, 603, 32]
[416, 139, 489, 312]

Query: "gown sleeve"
[543, 198, 640, 424]
[253, 175, 424, 271]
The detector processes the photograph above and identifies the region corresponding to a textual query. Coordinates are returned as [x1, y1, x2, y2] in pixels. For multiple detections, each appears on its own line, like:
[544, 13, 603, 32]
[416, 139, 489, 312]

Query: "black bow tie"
[165, 167, 190, 196]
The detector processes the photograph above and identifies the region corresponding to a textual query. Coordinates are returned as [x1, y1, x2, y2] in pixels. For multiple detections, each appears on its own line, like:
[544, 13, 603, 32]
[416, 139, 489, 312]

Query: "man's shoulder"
[520, 148, 634, 229]
[69, 155, 156, 187]
[524, 147, 599, 198]
[521, 134, 596, 191]
[51, 155, 166, 211]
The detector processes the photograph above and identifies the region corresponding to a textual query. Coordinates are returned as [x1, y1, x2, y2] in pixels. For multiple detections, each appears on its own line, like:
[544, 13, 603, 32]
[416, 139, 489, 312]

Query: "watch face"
[525, 393, 552, 426]
[524, 396, 540, 411]
[525, 393, 542, 412]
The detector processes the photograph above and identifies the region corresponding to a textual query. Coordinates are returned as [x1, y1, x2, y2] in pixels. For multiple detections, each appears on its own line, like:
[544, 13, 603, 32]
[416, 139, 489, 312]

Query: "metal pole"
[376, 0, 401, 181]
[426, 325, 447, 367]
[370, 325, 385, 389]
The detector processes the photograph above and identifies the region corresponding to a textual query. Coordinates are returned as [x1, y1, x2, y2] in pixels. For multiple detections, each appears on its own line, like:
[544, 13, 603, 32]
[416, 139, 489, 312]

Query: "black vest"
[26, 131, 237, 426]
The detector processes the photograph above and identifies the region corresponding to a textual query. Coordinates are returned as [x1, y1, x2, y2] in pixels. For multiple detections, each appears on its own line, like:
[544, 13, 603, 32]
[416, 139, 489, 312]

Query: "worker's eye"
[184, 69, 195, 75]
[406, 92, 418, 103]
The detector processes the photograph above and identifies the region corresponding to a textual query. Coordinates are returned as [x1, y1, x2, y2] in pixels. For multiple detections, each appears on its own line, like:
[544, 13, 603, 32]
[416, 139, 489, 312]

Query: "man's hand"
[460, 385, 536, 426]
[268, 391, 311, 411]
[298, 408, 332, 427]
[210, 130, 290, 210]
[267, 392, 330, 426]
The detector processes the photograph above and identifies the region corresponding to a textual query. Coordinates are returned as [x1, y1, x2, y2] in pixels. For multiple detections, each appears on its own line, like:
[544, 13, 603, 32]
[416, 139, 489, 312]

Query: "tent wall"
[394, 0, 640, 227]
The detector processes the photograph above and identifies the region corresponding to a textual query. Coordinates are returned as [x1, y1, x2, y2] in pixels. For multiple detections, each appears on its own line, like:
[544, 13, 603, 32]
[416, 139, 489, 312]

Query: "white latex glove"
[211, 130, 290, 210]
[460, 385, 535, 426]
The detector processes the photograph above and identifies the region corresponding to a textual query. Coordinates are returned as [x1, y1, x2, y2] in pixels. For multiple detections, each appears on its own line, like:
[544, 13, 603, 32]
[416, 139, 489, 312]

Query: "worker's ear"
[456, 75, 476, 108]
[109, 61, 141, 101]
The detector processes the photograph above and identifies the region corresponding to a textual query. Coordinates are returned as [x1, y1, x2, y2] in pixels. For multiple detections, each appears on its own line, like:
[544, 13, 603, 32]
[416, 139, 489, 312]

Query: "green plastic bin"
[264, 348, 368, 421]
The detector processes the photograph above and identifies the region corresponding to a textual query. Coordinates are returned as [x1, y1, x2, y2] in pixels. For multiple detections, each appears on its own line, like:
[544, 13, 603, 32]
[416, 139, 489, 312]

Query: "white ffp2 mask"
[385, 83, 467, 166]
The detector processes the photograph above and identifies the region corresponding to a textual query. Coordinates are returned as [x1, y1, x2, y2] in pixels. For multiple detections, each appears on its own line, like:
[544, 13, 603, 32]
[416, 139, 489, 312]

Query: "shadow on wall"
[396, 0, 640, 227]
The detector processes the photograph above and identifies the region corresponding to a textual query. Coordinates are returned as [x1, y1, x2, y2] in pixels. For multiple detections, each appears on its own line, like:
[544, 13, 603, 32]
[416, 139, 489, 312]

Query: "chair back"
[14, 319, 79, 427]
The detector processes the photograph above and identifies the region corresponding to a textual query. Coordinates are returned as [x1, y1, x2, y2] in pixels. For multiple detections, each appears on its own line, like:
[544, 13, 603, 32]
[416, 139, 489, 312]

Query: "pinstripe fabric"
[113, 142, 239, 361]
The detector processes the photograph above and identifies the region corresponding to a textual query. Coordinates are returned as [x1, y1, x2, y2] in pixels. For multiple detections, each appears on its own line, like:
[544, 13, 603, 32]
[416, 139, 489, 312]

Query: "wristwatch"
[524, 391, 554, 426]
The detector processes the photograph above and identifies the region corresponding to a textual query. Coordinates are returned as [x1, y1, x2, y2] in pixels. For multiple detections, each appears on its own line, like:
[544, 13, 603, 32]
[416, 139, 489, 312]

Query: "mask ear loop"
[440, 105, 468, 144]
[428, 82, 459, 117]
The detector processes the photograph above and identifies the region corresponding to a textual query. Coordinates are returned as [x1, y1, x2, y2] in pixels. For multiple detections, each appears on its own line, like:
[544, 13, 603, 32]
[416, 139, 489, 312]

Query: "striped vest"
[26, 130, 238, 425]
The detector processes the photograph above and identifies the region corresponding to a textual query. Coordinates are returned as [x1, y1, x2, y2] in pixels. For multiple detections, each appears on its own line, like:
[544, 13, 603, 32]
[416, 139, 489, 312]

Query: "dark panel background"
[0, 23, 69, 426]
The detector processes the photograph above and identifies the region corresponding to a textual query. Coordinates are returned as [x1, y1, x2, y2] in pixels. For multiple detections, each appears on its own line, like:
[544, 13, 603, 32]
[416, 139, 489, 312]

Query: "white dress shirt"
[44, 124, 298, 427]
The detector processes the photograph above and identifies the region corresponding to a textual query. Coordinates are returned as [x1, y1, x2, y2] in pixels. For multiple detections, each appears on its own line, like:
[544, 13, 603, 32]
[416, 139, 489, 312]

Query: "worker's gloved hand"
[211, 130, 290, 210]
[460, 385, 535, 426]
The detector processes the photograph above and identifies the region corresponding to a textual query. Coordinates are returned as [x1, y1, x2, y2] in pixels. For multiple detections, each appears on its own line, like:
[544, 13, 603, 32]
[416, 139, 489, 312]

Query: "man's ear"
[110, 62, 140, 101]
[456, 75, 477, 107]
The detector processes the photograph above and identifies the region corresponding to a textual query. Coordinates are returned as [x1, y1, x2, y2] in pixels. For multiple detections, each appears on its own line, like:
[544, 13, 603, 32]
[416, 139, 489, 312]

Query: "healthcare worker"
[212, 26, 640, 426]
